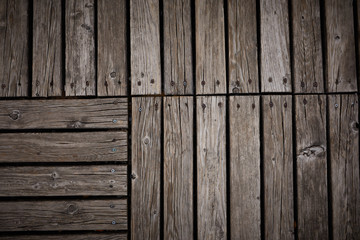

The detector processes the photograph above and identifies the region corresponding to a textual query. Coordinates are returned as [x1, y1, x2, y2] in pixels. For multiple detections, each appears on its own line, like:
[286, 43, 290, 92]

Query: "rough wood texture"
[0, 0, 28, 97]
[0, 199, 127, 231]
[328, 94, 360, 239]
[263, 95, 294, 239]
[296, 95, 328, 239]
[65, 0, 95, 96]
[197, 96, 227, 239]
[292, 0, 323, 93]
[0, 234, 127, 240]
[131, 97, 161, 240]
[196, 0, 226, 94]
[97, 0, 127, 96]
[325, 0, 357, 92]
[0, 98, 127, 129]
[164, 97, 194, 239]
[164, 0, 193, 95]
[229, 96, 260, 239]
[131, 0, 161, 95]
[228, 0, 258, 93]
[33, 0, 62, 97]
[260, 0, 291, 92]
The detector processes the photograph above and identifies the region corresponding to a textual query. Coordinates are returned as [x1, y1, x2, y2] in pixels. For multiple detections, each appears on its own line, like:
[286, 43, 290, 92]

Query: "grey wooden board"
[33, 0, 62, 97]
[0, 234, 127, 240]
[197, 96, 227, 239]
[97, 0, 127, 96]
[0, 98, 127, 129]
[65, 0, 95, 96]
[260, 0, 291, 92]
[228, 0, 259, 93]
[0, 131, 127, 163]
[196, 0, 226, 94]
[292, 0, 324, 93]
[164, 97, 194, 239]
[328, 94, 360, 239]
[263, 95, 294, 239]
[0, 165, 127, 196]
[130, 0, 161, 95]
[229, 96, 260, 239]
[0, 199, 127, 231]
[131, 97, 161, 240]
[0, 0, 29, 97]
[295, 95, 328, 239]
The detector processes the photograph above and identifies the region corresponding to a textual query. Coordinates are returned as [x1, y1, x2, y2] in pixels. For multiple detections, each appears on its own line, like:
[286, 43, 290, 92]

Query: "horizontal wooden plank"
[0, 98, 128, 129]
[0, 233, 127, 240]
[0, 132, 127, 163]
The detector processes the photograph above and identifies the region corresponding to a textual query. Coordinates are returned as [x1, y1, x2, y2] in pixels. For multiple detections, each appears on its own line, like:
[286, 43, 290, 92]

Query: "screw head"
[112, 148, 116, 152]
[139, 107, 142, 112]
[183, 81, 187, 86]
[335, 103, 339, 108]
[112, 220, 116, 225]
[111, 169, 115, 173]
[112, 119, 117, 123]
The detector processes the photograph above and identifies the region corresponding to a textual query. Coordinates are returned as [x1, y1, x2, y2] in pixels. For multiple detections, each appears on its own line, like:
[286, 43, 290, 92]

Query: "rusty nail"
[150, 79, 155, 84]
[111, 169, 115, 173]
[139, 107, 142, 112]
[112, 119, 117, 123]
[268, 77, 273, 83]
[201, 80, 205, 86]
[110, 72, 116, 78]
[112, 221, 116, 225]
[269, 101, 273, 108]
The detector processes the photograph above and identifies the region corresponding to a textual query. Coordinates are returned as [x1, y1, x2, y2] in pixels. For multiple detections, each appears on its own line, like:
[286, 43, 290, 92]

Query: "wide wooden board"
[0, 234, 127, 240]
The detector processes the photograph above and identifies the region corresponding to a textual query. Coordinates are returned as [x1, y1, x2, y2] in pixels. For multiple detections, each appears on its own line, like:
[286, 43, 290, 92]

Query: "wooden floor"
[0, 0, 359, 239]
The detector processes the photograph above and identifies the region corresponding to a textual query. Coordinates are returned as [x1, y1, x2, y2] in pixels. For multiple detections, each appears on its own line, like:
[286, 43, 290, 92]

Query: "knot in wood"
[303, 98, 307, 105]
[269, 101, 273, 108]
[1, 83, 6, 89]
[232, 87, 239, 93]
[110, 72, 116, 78]
[235, 80, 240, 86]
[150, 79, 155, 84]
[252, 103, 256, 109]
[143, 137, 150, 145]
[218, 102, 223, 108]
[301, 81, 305, 88]
[131, 173, 137, 180]
[137, 81, 141, 86]
[201, 80, 206, 86]
[67, 204, 78, 215]
[268, 77, 273, 83]
[170, 81, 175, 86]
[201, 103, 206, 110]
[283, 77, 287, 84]
[351, 121, 359, 132]
[248, 78, 252, 84]
[216, 80, 221, 85]
[284, 102, 287, 108]
[69, 121, 83, 128]
[9, 110, 20, 121]
[313, 82, 318, 87]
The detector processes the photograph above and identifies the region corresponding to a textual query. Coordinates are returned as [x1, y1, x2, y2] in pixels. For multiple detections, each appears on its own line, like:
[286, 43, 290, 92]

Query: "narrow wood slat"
[0, 234, 127, 240]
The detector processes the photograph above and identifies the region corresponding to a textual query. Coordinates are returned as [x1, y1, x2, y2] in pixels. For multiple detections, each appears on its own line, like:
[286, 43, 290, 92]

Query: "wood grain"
[0, 234, 127, 240]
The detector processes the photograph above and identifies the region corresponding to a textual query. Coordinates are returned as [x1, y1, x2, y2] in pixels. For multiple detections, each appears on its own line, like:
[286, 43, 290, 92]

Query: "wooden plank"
[229, 96, 260, 239]
[0, 131, 127, 163]
[0, 0, 29, 97]
[131, 97, 161, 239]
[263, 95, 294, 239]
[228, 0, 259, 93]
[0, 165, 127, 196]
[292, 0, 324, 93]
[325, 0, 357, 92]
[0, 199, 127, 231]
[32, 0, 62, 97]
[130, 0, 161, 95]
[260, 0, 291, 92]
[197, 96, 227, 239]
[97, 0, 127, 96]
[163, 97, 194, 239]
[0, 233, 127, 240]
[65, 0, 95, 96]
[0, 98, 127, 129]
[295, 95, 328, 239]
[328, 94, 360, 239]
[196, 0, 226, 94]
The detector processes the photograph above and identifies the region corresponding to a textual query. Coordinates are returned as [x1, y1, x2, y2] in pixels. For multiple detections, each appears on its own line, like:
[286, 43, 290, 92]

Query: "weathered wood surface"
[65, 0, 95, 96]
[325, 0, 357, 92]
[164, 97, 193, 239]
[296, 95, 328, 239]
[131, 0, 161, 95]
[0, 98, 127, 129]
[97, 0, 127, 96]
[196, 0, 226, 94]
[0, 0, 28, 97]
[197, 96, 227, 239]
[0, 234, 127, 240]
[263, 95, 294, 239]
[131, 97, 161, 240]
[328, 94, 360, 239]
[229, 96, 260, 239]
[292, 0, 323, 93]
[164, 0, 193, 95]
[0, 199, 127, 231]
[228, 0, 258, 93]
[33, 0, 62, 97]
[260, 0, 291, 92]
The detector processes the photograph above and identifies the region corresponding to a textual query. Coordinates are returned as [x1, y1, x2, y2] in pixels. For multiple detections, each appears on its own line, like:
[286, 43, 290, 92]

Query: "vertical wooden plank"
[296, 95, 328, 239]
[97, 0, 127, 96]
[197, 96, 226, 239]
[65, 0, 95, 96]
[229, 96, 260, 239]
[328, 94, 360, 239]
[164, 0, 193, 95]
[0, 0, 28, 97]
[164, 97, 194, 239]
[131, 0, 161, 95]
[131, 97, 161, 240]
[196, 0, 226, 94]
[292, 0, 324, 93]
[263, 95, 294, 239]
[260, 0, 291, 92]
[228, 0, 259, 93]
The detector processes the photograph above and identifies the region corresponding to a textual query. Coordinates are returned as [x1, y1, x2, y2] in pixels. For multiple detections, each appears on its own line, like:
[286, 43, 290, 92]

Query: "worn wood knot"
[9, 110, 20, 121]
[154, 102, 158, 111]
[86, 81, 90, 86]
[303, 98, 307, 105]
[170, 81, 175, 86]
[283, 77, 287, 84]
[110, 72, 116, 78]
[301, 81, 305, 88]
[252, 103, 256, 109]
[236, 104, 240, 109]
[50, 81, 54, 87]
[335, 35, 340, 40]
[284, 102, 287, 108]
[143, 137, 150, 145]
[137, 81, 141, 86]
[141, 72, 145, 78]
[67, 204, 78, 215]
[232, 87, 239, 93]
[131, 173, 137, 180]
[36, 80, 40, 86]
[18, 82, 21, 86]
[1, 83, 6, 89]
[216, 80, 221, 85]
[351, 121, 359, 132]
[248, 78, 252, 84]
[218, 102, 223, 108]
[298, 145, 326, 159]
[150, 79, 155, 84]
[201, 80, 206, 86]
[70, 83, 75, 88]
[313, 82, 318, 87]
[183, 81, 187, 86]
[268, 77, 273, 83]
[235, 80, 240, 86]
[269, 101, 273, 108]
[201, 103, 206, 110]
[69, 121, 83, 128]
[104, 81, 108, 87]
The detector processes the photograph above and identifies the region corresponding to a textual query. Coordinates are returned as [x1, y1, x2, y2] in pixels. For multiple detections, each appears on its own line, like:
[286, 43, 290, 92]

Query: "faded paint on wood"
[0, 234, 127, 240]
